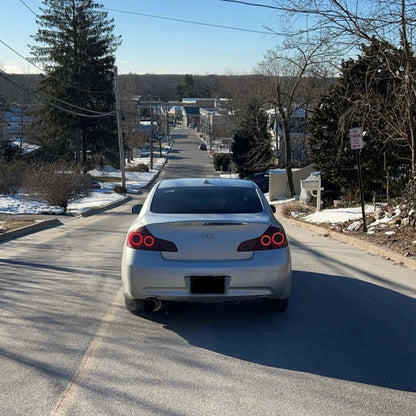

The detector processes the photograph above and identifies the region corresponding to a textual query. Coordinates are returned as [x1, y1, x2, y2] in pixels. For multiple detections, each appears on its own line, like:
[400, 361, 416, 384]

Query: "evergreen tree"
[0, 91, 8, 144]
[307, 83, 358, 194]
[231, 100, 273, 177]
[308, 38, 413, 198]
[29, 0, 121, 164]
[175, 74, 198, 100]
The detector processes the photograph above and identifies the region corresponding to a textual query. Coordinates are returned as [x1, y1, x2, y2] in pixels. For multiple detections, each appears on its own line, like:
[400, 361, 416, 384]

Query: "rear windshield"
[150, 186, 263, 214]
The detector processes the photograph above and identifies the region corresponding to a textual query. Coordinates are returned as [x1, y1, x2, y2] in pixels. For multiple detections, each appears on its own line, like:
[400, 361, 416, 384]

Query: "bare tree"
[257, 36, 334, 196]
[216, 74, 264, 123]
[272, 0, 416, 172]
[119, 76, 149, 161]
[337, 39, 416, 177]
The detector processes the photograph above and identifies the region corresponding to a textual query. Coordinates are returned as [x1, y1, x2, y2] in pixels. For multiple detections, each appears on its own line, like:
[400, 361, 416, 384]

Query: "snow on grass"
[0, 194, 65, 215]
[0, 156, 379, 227]
[302, 205, 375, 224]
[91, 158, 166, 194]
[0, 157, 166, 215]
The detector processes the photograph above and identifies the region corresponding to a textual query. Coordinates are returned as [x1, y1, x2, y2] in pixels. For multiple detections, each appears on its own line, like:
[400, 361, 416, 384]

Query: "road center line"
[49, 286, 124, 416]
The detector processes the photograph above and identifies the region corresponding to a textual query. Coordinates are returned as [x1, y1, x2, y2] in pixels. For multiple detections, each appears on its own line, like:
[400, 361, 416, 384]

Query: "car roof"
[157, 178, 255, 189]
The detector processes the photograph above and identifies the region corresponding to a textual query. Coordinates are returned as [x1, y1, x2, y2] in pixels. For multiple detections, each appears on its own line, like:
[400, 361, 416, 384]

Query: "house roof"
[183, 106, 200, 115]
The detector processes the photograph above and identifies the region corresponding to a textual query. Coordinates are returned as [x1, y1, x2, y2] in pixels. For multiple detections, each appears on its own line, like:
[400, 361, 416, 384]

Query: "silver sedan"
[122, 178, 291, 314]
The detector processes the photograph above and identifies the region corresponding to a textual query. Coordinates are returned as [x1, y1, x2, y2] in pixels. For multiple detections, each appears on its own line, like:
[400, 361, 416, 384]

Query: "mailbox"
[300, 173, 323, 211]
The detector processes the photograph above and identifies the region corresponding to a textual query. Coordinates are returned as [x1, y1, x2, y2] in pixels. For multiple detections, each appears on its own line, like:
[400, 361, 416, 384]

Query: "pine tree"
[175, 74, 198, 100]
[308, 38, 414, 198]
[29, 0, 121, 164]
[231, 100, 273, 177]
[0, 91, 8, 144]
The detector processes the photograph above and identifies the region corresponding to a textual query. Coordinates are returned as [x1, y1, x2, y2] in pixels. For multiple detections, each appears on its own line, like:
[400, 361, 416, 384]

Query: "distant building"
[168, 106, 182, 124]
[267, 106, 311, 164]
[2, 105, 32, 144]
[182, 106, 201, 128]
[200, 108, 233, 149]
[182, 98, 218, 108]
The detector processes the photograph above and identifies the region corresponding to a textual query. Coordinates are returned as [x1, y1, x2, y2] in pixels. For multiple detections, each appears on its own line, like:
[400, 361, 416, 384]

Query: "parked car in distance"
[246, 170, 270, 193]
[199, 143, 207, 150]
[122, 178, 292, 315]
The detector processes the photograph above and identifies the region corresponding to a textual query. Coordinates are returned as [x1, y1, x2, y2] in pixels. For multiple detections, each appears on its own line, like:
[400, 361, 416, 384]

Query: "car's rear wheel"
[124, 296, 146, 315]
[263, 298, 289, 313]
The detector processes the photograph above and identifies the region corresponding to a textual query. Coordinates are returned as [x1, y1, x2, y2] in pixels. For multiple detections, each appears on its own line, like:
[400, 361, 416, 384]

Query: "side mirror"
[132, 204, 143, 214]
[269, 205, 276, 213]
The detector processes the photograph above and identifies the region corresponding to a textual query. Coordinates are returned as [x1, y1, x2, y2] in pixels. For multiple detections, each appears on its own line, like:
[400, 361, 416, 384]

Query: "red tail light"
[127, 226, 177, 252]
[237, 226, 287, 251]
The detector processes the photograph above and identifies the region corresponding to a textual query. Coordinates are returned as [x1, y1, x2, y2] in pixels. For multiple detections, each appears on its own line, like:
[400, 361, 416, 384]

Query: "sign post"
[349, 127, 367, 232]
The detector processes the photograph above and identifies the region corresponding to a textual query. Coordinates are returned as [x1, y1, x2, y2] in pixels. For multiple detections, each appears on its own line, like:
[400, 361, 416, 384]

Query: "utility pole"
[114, 66, 126, 189]
[19, 104, 24, 148]
[150, 96, 154, 170]
[156, 103, 162, 157]
[209, 112, 213, 150]
[165, 103, 170, 146]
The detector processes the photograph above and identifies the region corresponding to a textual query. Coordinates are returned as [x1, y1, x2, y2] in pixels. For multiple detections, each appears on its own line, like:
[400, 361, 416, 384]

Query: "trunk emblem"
[200, 233, 215, 240]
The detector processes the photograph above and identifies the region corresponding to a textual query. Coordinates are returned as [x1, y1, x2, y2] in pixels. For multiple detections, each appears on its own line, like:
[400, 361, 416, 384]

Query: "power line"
[0, 38, 113, 95]
[219, 0, 281, 10]
[104, 7, 271, 35]
[12, 2, 113, 95]
[36, 85, 115, 116]
[0, 69, 115, 119]
[20, 0, 276, 33]
[18, 0, 38, 16]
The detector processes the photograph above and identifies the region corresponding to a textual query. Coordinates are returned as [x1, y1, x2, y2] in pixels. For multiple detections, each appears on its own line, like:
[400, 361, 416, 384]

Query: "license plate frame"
[190, 276, 225, 294]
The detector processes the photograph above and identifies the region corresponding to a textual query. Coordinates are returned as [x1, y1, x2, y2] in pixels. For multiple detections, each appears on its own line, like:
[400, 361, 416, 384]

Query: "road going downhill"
[0, 126, 415, 416]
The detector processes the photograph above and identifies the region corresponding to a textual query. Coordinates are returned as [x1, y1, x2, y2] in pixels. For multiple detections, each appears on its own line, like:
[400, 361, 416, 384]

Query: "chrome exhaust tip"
[144, 297, 162, 312]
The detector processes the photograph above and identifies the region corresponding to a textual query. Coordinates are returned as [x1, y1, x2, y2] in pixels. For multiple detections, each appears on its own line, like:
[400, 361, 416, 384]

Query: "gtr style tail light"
[237, 226, 287, 251]
[127, 226, 177, 252]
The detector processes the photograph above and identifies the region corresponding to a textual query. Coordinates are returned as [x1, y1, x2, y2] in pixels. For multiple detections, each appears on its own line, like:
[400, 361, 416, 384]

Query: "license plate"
[190, 276, 225, 294]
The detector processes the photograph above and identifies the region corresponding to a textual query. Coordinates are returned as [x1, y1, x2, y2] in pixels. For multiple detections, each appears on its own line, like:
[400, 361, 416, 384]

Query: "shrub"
[213, 153, 231, 172]
[113, 185, 127, 194]
[0, 160, 26, 194]
[24, 162, 92, 212]
[279, 201, 308, 218]
[126, 163, 149, 172]
[403, 174, 416, 207]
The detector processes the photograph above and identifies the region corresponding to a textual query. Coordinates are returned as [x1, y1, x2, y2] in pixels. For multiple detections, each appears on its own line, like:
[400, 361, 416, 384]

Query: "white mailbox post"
[300, 173, 323, 212]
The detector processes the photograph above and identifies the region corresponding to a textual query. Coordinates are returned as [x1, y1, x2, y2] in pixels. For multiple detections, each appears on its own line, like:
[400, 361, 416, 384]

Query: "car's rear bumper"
[122, 248, 291, 302]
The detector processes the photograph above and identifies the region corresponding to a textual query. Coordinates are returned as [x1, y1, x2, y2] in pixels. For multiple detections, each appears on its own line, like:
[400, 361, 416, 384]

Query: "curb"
[0, 196, 133, 242]
[0, 218, 63, 243]
[80, 195, 132, 217]
[0, 146, 166, 242]
[283, 217, 416, 271]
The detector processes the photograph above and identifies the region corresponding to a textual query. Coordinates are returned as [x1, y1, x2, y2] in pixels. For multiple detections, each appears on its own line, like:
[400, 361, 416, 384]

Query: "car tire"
[263, 298, 289, 313]
[124, 296, 146, 315]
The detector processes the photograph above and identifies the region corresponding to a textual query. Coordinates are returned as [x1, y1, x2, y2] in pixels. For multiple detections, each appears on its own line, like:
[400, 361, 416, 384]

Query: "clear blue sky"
[1, 0, 284, 75]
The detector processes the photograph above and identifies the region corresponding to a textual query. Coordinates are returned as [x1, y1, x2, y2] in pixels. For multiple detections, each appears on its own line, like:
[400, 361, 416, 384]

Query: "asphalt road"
[0, 126, 415, 416]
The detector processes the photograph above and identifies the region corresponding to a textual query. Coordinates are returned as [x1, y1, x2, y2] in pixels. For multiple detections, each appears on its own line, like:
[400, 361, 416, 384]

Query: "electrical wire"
[35, 84, 115, 116]
[0, 69, 115, 119]
[104, 7, 271, 35]
[18, 0, 38, 16]
[0, 39, 114, 96]
[12, 1, 114, 95]
[20, 0, 276, 33]
[219, 0, 280, 10]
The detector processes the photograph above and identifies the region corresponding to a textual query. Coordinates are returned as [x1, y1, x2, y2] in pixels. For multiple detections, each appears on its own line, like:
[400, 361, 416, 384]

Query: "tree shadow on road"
[149, 270, 416, 392]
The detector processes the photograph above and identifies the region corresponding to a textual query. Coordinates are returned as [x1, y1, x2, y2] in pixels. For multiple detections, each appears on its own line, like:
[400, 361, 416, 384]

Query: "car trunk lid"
[147, 219, 269, 261]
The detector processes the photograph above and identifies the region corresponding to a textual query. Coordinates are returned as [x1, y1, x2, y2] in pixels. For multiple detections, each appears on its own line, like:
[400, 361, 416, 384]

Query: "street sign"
[349, 126, 367, 232]
[349, 127, 364, 150]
